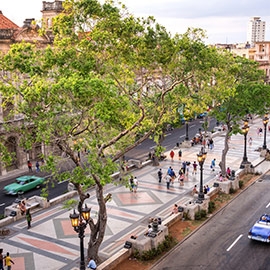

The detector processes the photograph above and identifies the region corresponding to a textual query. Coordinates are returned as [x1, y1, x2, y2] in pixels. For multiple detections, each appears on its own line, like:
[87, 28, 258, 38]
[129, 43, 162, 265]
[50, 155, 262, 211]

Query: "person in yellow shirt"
[4, 252, 14, 270]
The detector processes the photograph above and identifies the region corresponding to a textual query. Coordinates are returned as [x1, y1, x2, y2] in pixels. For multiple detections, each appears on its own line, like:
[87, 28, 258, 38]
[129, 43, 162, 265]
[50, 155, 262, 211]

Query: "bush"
[208, 201, 216, 213]
[239, 180, 244, 189]
[229, 187, 236, 194]
[134, 235, 177, 261]
[194, 209, 207, 220]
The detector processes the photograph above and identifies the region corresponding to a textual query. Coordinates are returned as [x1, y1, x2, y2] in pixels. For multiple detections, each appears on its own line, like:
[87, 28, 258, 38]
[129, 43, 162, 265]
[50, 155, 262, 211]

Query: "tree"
[0, 0, 227, 263]
[208, 53, 270, 176]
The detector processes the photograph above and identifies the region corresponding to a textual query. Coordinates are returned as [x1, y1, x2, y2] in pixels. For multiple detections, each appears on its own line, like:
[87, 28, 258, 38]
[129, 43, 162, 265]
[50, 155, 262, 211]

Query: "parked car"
[3, 175, 46, 195]
[248, 214, 270, 243]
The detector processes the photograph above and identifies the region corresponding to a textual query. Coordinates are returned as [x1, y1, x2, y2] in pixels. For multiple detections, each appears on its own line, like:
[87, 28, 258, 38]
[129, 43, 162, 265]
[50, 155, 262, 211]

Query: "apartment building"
[247, 17, 266, 47]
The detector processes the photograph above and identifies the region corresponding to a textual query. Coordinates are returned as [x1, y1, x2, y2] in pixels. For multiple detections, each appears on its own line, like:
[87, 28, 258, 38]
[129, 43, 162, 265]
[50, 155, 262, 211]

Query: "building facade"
[0, 1, 63, 176]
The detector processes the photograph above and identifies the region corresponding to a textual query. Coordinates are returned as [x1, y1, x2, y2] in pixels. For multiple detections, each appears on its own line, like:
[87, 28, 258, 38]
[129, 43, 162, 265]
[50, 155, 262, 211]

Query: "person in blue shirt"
[87, 258, 97, 269]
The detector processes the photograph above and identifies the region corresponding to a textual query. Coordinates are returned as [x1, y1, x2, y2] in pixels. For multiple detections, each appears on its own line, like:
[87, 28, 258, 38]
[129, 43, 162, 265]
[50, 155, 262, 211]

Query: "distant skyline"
[1, 0, 270, 44]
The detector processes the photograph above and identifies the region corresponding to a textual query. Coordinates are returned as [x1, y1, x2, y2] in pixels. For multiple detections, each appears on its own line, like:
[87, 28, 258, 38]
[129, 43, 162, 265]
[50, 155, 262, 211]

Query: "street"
[151, 173, 270, 270]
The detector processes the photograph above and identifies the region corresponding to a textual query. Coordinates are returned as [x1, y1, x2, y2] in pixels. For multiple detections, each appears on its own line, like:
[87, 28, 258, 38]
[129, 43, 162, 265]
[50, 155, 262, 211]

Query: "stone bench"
[98, 248, 131, 270]
[162, 212, 183, 227]
[127, 159, 142, 169]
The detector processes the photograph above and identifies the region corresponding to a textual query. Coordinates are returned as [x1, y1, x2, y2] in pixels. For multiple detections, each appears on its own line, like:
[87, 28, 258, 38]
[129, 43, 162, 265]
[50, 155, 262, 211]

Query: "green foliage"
[229, 187, 236, 194]
[208, 201, 216, 213]
[194, 209, 207, 220]
[239, 180, 244, 189]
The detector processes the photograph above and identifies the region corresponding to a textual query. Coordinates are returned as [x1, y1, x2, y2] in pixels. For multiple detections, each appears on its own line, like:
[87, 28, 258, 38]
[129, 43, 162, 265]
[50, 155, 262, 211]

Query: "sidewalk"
[1, 117, 269, 270]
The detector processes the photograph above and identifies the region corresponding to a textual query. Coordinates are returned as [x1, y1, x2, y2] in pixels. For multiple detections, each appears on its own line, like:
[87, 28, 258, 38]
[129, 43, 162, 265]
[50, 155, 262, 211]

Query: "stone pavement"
[1, 117, 270, 270]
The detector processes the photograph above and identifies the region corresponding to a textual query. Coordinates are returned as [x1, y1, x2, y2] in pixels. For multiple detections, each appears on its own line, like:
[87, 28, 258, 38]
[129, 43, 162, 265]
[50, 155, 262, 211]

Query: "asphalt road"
[151, 173, 270, 270]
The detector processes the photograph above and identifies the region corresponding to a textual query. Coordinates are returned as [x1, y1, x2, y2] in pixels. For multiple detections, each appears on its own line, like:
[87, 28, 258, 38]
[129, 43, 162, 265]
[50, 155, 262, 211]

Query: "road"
[151, 173, 270, 270]
[0, 117, 216, 216]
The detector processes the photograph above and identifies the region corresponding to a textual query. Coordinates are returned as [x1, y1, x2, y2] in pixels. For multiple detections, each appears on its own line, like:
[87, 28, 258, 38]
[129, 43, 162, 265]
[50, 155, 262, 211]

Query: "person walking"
[170, 150, 175, 161]
[192, 161, 198, 175]
[178, 149, 182, 160]
[0, 249, 4, 270]
[211, 158, 216, 171]
[133, 177, 138, 193]
[129, 176, 134, 192]
[26, 209, 32, 229]
[35, 161, 40, 172]
[165, 174, 171, 189]
[4, 252, 14, 270]
[27, 160, 32, 172]
[157, 168, 163, 183]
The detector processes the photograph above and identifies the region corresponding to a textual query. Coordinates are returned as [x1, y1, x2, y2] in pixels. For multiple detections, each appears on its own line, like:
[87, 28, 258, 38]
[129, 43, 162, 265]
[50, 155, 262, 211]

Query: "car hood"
[4, 183, 22, 191]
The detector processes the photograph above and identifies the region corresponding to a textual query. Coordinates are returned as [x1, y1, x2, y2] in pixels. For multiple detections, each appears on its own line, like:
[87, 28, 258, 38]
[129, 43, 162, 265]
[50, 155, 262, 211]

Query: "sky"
[1, 0, 270, 44]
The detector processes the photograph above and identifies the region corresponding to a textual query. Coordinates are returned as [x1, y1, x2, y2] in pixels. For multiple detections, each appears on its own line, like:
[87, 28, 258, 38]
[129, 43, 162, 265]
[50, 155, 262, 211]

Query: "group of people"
[0, 249, 14, 270]
[27, 159, 44, 173]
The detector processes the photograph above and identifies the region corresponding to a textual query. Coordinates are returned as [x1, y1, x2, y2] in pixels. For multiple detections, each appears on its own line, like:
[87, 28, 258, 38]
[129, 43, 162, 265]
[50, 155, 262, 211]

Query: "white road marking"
[0, 203, 5, 207]
[149, 146, 156, 149]
[179, 135, 185, 138]
[227, 234, 243, 251]
[266, 202, 270, 208]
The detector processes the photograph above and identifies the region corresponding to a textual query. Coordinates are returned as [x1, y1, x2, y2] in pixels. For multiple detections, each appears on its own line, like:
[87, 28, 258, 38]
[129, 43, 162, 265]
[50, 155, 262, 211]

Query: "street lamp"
[262, 114, 269, 150]
[70, 203, 91, 270]
[240, 119, 250, 168]
[197, 147, 207, 201]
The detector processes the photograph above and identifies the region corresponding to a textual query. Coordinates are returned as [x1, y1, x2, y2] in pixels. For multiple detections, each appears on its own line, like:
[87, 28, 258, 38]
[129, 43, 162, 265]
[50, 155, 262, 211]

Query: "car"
[3, 175, 46, 195]
[248, 214, 270, 243]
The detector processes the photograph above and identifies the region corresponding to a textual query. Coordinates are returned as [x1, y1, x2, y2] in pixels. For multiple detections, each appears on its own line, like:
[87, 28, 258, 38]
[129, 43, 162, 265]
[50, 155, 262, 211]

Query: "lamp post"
[240, 119, 250, 169]
[197, 148, 207, 201]
[70, 203, 91, 270]
[185, 121, 189, 141]
[263, 114, 269, 150]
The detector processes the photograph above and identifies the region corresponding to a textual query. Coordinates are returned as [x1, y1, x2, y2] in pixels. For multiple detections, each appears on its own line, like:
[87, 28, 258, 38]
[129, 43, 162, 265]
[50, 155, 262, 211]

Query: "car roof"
[16, 175, 40, 181]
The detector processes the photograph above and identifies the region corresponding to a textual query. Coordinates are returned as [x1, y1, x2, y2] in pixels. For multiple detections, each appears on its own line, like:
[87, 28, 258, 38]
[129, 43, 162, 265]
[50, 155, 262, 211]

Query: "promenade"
[1, 117, 270, 270]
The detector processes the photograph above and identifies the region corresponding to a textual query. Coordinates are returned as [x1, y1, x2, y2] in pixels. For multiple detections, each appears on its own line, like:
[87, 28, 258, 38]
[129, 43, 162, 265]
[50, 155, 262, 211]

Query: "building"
[247, 17, 265, 47]
[0, 1, 63, 176]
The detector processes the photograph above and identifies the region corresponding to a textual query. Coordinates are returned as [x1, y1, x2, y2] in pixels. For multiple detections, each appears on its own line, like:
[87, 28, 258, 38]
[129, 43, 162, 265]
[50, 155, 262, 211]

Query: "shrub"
[239, 180, 244, 189]
[134, 235, 177, 261]
[208, 201, 216, 213]
[229, 187, 236, 194]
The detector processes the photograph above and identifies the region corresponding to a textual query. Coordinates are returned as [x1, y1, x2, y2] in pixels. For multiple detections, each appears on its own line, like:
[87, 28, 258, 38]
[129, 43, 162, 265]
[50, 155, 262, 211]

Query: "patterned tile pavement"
[1, 117, 270, 269]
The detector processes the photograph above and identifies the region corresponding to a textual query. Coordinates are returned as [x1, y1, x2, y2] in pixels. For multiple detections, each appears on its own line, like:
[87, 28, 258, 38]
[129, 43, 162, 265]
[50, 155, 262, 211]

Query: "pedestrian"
[181, 161, 186, 175]
[133, 177, 138, 193]
[4, 252, 14, 270]
[87, 257, 97, 270]
[170, 150, 175, 161]
[204, 185, 207, 194]
[178, 149, 182, 160]
[209, 138, 214, 150]
[36, 161, 40, 172]
[226, 167, 231, 177]
[26, 209, 32, 229]
[258, 127, 263, 136]
[169, 168, 176, 184]
[248, 137, 252, 146]
[178, 170, 185, 186]
[185, 161, 191, 176]
[211, 158, 216, 171]
[129, 176, 134, 192]
[192, 161, 198, 175]
[206, 185, 210, 192]
[165, 174, 171, 189]
[0, 249, 4, 270]
[157, 168, 163, 183]
[27, 160, 32, 172]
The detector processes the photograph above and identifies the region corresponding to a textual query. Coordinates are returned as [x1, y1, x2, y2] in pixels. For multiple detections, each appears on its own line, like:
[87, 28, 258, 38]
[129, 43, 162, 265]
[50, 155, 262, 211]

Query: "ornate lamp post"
[70, 203, 91, 270]
[262, 114, 269, 150]
[197, 148, 207, 201]
[185, 121, 189, 141]
[240, 119, 250, 169]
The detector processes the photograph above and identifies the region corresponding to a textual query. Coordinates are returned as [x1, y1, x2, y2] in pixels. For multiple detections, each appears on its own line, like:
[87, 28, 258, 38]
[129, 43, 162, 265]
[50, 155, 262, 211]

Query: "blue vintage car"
[248, 214, 270, 243]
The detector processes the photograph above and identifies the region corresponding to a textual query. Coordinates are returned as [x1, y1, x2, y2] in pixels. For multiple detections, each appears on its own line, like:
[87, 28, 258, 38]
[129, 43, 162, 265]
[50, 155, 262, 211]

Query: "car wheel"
[36, 184, 41, 189]
[17, 190, 24, 195]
